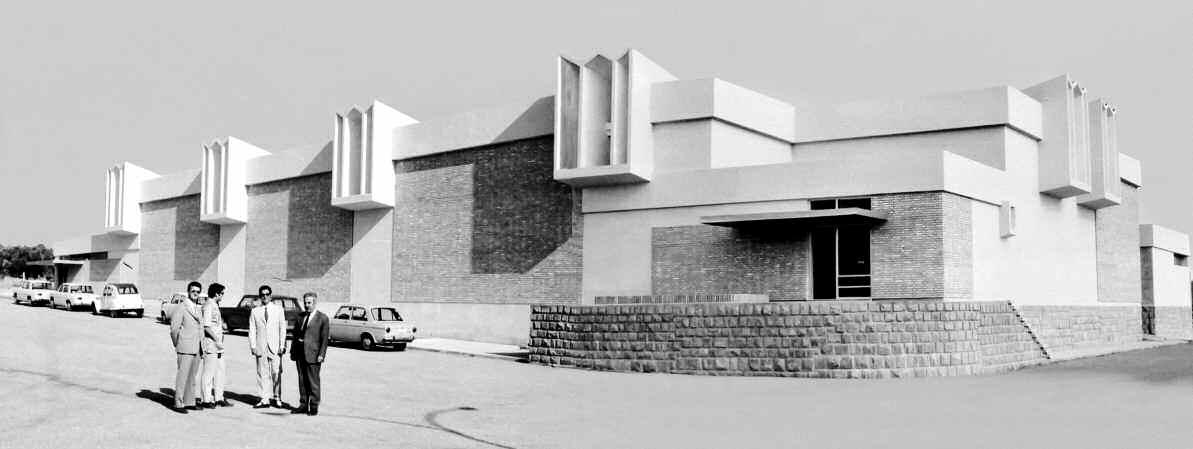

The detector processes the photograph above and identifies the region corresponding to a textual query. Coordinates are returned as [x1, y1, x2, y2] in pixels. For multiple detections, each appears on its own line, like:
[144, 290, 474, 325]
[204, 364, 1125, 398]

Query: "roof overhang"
[51, 258, 86, 266]
[700, 208, 888, 229]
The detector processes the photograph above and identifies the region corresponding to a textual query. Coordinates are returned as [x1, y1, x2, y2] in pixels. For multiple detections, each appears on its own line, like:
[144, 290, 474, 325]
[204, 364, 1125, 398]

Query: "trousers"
[296, 360, 322, 407]
[200, 353, 225, 403]
[255, 355, 283, 401]
[174, 353, 201, 408]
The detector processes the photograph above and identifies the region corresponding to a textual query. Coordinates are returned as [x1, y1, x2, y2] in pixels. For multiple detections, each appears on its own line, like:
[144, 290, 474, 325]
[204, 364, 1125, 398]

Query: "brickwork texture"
[391, 137, 582, 305]
[649, 191, 972, 301]
[138, 195, 220, 302]
[1094, 184, 1141, 303]
[245, 173, 354, 301]
[529, 300, 1046, 378]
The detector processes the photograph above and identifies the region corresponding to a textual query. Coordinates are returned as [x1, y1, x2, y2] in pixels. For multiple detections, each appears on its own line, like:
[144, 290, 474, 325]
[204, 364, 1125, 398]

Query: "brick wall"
[139, 195, 220, 302]
[649, 191, 971, 301]
[245, 173, 353, 300]
[1016, 305, 1143, 357]
[391, 137, 582, 305]
[529, 300, 1046, 378]
[1095, 183, 1141, 303]
[652, 226, 808, 300]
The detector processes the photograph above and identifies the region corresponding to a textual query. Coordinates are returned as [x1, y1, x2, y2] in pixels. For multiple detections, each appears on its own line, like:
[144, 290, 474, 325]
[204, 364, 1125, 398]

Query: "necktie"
[264, 306, 269, 323]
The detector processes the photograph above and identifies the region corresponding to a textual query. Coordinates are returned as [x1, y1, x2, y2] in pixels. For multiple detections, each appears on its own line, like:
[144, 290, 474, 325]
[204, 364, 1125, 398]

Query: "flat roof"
[700, 208, 888, 228]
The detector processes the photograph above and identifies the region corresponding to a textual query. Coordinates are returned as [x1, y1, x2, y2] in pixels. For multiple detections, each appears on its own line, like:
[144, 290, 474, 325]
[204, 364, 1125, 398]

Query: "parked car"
[13, 280, 53, 306]
[51, 283, 95, 311]
[329, 304, 417, 351]
[95, 283, 144, 317]
[221, 295, 304, 334]
[158, 292, 207, 323]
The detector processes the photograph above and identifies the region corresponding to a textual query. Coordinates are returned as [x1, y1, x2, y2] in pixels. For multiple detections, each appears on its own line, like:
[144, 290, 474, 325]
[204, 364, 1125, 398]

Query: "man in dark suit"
[290, 292, 330, 416]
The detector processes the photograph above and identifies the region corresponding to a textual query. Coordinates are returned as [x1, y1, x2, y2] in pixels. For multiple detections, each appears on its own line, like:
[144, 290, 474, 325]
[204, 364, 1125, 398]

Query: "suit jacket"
[248, 303, 286, 358]
[169, 299, 203, 355]
[200, 301, 224, 355]
[291, 311, 330, 364]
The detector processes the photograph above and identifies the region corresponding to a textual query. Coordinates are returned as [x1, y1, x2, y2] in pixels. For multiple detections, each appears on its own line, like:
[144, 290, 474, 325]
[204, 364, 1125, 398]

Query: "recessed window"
[1175, 254, 1188, 267]
[810, 197, 872, 211]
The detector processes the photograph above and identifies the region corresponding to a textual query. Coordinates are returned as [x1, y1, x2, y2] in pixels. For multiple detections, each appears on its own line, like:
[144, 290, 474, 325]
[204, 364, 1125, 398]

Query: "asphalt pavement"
[0, 296, 1190, 449]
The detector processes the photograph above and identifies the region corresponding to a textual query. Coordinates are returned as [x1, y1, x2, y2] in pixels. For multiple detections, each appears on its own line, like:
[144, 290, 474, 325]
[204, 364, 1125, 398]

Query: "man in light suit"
[199, 283, 231, 408]
[290, 292, 330, 416]
[169, 281, 204, 414]
[248, 284, 286, 409]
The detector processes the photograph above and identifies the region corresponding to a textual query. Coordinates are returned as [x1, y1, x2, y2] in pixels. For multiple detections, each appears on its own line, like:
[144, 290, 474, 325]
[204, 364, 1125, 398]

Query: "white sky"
[2, 0, 1191, 245]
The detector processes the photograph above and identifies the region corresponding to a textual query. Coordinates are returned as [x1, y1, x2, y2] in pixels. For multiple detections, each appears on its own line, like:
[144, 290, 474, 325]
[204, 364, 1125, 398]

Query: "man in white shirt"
[199, 283, 231, 408]
[247, 285, 287, 408]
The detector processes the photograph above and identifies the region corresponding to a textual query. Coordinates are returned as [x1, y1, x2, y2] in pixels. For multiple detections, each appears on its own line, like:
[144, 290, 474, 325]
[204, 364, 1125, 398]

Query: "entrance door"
[811, 225, 871, 299]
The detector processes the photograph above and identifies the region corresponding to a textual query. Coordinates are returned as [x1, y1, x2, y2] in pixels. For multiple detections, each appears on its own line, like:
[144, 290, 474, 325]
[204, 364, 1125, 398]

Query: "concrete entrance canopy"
[699, 208, 888, 229]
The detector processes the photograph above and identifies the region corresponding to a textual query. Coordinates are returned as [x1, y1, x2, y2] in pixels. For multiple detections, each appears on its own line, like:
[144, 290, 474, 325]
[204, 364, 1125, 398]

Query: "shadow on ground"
[1025, 342, 1193, 383]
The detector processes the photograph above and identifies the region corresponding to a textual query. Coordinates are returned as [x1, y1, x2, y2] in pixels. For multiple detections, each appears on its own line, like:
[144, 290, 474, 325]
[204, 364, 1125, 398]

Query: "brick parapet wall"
[391, 137, 582, 305]
[1016, 305, 1143, 357]
[530, 300, 1046, 378]
[1095, 184, 1142, 304]
[139, 194, 220, 302]
[1143, 306, 1193, 340]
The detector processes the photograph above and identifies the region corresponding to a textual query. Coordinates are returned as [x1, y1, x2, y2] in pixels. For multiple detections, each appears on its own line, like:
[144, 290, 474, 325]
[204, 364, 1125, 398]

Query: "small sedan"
[51, 283, 95, 311]
[329, 304, 417, 351]
[158, 292, 206, 323]
[96, 283, 144, 318]
[13, 280, 53, 306]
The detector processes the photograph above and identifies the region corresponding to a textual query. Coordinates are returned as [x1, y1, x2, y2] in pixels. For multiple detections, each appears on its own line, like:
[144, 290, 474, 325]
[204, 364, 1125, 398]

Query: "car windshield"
[372, 308, 402, 321]
[31, 282, 52, 290]
[278, 297, 301, 311]
[77, 285, 93, 293]
[113, 284, 138, 294]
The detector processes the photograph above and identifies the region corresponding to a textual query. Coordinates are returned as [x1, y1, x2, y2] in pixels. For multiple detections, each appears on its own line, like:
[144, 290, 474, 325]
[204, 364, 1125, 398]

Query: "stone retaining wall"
[529, 300, 1047, 378]
[1143, 306, 1193, 340]
[1016, 305, 1143, 357]
[593, 294, 769, 305]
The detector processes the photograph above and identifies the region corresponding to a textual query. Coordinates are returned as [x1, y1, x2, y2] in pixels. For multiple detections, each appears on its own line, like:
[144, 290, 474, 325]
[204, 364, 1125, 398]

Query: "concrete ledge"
[1140, 224, 1189, 256]
[651, 78, 796, 142]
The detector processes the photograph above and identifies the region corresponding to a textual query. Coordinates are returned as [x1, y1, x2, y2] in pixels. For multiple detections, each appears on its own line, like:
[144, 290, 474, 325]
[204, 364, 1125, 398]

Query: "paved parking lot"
[0, 296, 1190, 449]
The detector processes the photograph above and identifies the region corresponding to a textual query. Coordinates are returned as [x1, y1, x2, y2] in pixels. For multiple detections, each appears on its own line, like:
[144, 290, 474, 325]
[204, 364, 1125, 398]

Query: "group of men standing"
[168, 282, 330, 417]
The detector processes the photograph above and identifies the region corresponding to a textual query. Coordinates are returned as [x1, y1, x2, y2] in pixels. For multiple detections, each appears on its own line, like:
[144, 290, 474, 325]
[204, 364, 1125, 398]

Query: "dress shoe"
[253, 401, 270, 409]
[202, 402, 216, 409]
[289, 406, 309, 414]
[308, 406, 318, 416]
[269, 399, 279, 408]
[216, 400, 233, 408]
[169, 406, 188, 415]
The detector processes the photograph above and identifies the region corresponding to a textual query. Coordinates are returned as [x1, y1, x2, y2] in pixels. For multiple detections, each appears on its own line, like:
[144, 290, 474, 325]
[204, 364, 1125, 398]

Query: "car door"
[100, 285, 113, 311]
[330, 306, 352, 341]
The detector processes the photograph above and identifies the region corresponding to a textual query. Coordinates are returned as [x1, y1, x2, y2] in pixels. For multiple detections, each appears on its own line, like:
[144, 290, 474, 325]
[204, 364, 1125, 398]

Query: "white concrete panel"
[709, 121, 792, 169]
[651, 78, 796, 142]
[350, 208, 393, 304]
[332, 100, 417, 210]
[245, 143, 333, 186]
[104, 162, 159, 235]
[1144, 247, 1192, 307]
[201, 136, 270, 224]
[970, 130, 1099, 305]
[651, 120, 712, 174]
[584, 149, 949, 213]
[216, 224, 246, 302]
[795, 126, 1006, 170]
[1077, 99, 1121, 209]
[141, 169, 202, 203]
[794, 86, 1043, 143]
[1119, 153, 1142, 187]
[53, 233, 139, 257]
[1022, 75, 1092, 198]
[1140, 224, 1190, 256]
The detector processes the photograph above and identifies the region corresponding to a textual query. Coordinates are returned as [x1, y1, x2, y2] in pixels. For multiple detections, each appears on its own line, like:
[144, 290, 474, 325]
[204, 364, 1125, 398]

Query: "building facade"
[53, 50, 1191, 371]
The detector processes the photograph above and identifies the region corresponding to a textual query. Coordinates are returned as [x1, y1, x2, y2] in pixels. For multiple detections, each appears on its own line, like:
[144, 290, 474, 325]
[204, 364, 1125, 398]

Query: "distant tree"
[0, 244, 54, 278]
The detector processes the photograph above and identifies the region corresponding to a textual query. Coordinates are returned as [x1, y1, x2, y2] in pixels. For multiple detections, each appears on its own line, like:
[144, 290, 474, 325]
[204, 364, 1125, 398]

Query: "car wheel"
[92, 304, 99, 315]
[394, 342, 407, 351]
[65, 301, 72, 311]
[361, 334, 375, 351]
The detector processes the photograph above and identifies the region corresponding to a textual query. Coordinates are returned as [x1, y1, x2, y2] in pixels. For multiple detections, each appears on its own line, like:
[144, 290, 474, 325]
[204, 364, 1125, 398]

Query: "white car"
[329, 304, 417, 351]
[51, 283, 96, 311]
[13, 280, 54, 306]
[95, 283, 145, 318]
[158, 292, 206, 323]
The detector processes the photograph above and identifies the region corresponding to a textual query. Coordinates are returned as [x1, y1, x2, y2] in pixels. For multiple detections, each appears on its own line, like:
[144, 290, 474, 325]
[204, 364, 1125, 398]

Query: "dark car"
[220, 295, 305, 334]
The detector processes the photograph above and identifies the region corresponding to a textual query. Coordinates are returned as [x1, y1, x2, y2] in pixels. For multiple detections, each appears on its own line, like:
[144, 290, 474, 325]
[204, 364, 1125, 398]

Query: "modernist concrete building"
[52, 50, 1191, 375]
